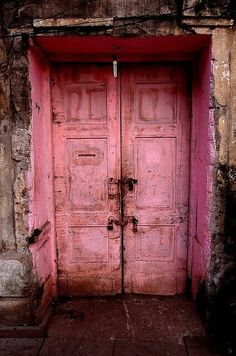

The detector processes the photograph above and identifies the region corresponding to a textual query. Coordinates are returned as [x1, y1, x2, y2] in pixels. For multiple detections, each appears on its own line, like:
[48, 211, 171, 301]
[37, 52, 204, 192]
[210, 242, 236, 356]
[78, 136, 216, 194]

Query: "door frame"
[29, 35, 213, 308]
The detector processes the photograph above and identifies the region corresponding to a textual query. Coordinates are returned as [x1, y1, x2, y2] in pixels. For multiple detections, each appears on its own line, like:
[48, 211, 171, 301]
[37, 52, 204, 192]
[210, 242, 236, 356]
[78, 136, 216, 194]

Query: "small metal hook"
[113, 56, 118, 78]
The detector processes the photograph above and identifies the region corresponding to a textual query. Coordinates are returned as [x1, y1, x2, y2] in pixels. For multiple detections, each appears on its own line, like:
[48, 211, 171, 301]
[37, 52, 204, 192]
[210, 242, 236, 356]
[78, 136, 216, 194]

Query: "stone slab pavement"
[0, 295, 222, 355]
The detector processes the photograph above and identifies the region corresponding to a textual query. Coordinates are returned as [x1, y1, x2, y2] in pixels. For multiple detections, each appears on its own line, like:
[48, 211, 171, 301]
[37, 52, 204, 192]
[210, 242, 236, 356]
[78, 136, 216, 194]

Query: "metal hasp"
[107, 216, 138, 231]
[131, 217, 138, 232]
[109, 177, 137, 191]
[107, 216, 114, 230]
[109, 177, 120, 185]
[26, 221, 50, 244]
[128, 178, 137, 191]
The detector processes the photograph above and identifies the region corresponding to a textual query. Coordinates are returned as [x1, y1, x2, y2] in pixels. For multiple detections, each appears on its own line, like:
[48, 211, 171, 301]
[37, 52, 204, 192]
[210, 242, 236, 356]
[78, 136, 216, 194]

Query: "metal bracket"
[127, 178, 138, 191]
[114, 218, 128, 227]
[107, 216, 138, 231]
[26, 221, 50, 245]
[109, 177, 120, 185]
[131, 216, 138, 232]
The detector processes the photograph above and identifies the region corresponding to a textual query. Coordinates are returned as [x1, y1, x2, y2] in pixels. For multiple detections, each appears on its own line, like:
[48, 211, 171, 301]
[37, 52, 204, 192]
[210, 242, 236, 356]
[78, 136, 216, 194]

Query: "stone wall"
[0, 16, 36, 324]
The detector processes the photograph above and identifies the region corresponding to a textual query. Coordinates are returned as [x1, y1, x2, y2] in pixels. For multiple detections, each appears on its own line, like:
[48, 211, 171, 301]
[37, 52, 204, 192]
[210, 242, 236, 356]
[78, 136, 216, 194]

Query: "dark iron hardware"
[115, 218, 128, 226]
[109, 177, 137, 191]
[109, 177, 120, 185]
[26, 221, 50, 244]
[107, 216, 138, 231]
[131, 217, 138, 232]
[128, 178, 138, 191]
[107, 216, 128, 230]
[107, 217, 114, 231]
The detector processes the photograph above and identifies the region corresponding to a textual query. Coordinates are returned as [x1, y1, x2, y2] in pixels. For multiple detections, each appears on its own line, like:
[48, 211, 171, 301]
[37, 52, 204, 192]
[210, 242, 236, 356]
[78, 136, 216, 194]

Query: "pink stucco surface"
[189, 41, 213, 295]
[28, 44, 57, 318]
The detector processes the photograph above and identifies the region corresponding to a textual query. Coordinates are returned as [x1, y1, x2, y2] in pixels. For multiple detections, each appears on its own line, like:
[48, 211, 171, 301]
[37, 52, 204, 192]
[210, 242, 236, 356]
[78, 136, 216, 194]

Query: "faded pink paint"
[122, 64, 190, 294]
[52, 62, 190, 295]
[189, 41, 212, 295]
[28, 35, 212, 299]
[28, 43, 57, 318]
[52, 63, 122, 295]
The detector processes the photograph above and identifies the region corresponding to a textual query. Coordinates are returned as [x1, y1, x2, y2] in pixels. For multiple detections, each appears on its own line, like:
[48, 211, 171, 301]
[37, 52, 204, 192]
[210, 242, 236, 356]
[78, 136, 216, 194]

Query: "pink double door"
[52, 62, 190, 296]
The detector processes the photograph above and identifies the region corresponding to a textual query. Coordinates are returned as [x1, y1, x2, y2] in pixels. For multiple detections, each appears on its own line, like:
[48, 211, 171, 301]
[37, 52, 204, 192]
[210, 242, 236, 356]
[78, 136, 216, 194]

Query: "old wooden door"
[121, 64, 190, 295]
[52, 63, 122, 295]
[52, 62, 190, 296]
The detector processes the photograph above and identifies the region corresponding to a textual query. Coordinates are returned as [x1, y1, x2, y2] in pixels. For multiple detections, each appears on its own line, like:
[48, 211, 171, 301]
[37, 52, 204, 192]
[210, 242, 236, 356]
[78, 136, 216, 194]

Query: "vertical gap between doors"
[119, 64, 125, 294]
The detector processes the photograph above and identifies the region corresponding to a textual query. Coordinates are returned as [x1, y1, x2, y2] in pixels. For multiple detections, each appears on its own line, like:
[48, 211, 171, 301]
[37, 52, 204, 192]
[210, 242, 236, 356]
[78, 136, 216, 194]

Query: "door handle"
[128, 178, 137, 191]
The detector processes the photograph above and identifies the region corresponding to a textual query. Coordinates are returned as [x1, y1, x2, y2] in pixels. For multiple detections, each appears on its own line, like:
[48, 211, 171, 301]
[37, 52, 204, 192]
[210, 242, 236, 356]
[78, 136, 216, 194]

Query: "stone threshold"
[0, 308, 52, 338]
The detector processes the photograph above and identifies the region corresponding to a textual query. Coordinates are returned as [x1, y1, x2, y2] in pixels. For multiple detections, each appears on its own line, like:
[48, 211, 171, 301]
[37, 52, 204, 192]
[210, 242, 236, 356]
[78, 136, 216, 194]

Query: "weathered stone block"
[12, 129, 30, 161]
[0, 258, 28, 297]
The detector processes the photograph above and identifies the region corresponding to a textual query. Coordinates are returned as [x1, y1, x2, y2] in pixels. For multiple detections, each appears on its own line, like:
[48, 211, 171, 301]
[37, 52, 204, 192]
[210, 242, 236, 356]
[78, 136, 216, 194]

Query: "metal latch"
[131, 217, 138, 232]
[109, 177, 120, 185]
[109, 177, 137, 191]
[107, 216, 114, 231]
[115, 218, 128, 227]
[128, 178, 137, 191]
[107, 216, 138, 231]
[26, 221, 50, 244]
[107, 216, 128, 230]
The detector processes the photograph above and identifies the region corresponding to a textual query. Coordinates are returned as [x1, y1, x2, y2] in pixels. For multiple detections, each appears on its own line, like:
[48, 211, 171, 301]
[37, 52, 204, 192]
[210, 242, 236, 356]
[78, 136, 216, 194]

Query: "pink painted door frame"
[29, 35, 212, 299]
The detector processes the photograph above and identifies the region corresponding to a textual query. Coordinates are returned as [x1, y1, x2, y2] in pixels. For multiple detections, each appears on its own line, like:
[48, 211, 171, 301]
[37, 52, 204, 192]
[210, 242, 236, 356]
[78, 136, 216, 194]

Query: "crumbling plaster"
[0, 1, 235, 333]
[0, 31, 36, 323]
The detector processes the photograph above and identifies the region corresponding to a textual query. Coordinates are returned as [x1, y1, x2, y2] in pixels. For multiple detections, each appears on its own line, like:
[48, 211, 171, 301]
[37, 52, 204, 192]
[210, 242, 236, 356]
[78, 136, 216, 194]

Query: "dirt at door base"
[39, 294, 219, 356]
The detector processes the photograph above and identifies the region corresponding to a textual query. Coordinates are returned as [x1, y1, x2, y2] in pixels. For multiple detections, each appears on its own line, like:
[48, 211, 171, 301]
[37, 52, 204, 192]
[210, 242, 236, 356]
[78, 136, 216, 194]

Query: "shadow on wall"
[197, 262, 236, 354]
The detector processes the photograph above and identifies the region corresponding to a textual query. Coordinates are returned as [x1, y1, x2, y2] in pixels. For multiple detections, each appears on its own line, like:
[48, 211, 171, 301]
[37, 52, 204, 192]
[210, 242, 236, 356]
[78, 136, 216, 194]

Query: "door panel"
[66, 138, 109, 211]
[52, 63, 121, 295]
[135, 138, 176, 209]
[121, 64, 190, 295]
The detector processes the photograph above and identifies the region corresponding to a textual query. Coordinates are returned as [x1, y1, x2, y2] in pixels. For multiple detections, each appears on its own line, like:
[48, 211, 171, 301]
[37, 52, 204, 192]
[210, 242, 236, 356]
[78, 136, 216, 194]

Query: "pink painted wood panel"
[66, 138, 108, 211]
[135, 138, 176, 208]
[52, 62, 190, 296]
[52, 63, 121, 295]
[121, 63, 190, 295]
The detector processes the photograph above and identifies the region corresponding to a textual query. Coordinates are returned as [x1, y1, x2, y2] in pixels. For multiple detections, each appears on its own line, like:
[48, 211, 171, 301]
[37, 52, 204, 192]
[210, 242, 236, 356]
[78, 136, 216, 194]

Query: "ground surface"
[0, 295, 222, 355]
